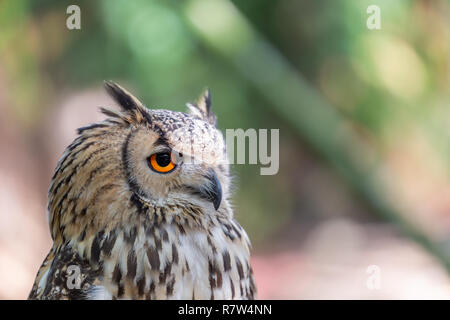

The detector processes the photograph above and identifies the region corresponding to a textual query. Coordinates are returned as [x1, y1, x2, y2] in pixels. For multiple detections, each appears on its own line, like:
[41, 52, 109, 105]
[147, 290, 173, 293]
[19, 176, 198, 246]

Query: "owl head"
[48, 82, 231, 241]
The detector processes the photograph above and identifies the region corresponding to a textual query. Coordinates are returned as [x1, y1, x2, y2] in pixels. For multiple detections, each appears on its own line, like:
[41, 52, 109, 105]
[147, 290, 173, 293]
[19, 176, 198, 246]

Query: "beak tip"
[213, 198, 221, 210]
[208, 169, 222, 211]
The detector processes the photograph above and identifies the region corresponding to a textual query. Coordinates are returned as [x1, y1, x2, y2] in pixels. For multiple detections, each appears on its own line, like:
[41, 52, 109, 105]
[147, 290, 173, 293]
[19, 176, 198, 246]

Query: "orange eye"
[149, 152, 176, 173]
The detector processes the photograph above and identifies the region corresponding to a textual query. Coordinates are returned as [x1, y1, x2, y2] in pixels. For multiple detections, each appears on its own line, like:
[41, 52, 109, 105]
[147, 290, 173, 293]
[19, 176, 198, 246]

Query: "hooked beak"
[185, 169, 223, 210]
[201, 169, 222, 210]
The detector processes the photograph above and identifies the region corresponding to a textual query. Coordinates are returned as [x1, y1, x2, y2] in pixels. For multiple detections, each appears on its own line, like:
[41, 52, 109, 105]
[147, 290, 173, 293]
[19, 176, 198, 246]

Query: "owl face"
[123, 108, 228, 211]
[104, 82, 230, 212]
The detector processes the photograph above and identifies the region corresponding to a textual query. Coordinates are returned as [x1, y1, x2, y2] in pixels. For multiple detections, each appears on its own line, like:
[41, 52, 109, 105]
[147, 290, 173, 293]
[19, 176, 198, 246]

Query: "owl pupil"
[155, 153, 171, 167]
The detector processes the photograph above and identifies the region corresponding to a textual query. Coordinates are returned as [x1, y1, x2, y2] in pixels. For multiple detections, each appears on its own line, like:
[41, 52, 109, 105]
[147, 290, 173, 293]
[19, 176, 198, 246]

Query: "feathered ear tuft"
[103, 81, 151, 125]
[187, 88, 217, 126]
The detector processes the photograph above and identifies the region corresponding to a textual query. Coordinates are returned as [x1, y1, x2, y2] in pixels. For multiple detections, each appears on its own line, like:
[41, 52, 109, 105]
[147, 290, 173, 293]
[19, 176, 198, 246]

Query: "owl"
[28, 81, 256, 300]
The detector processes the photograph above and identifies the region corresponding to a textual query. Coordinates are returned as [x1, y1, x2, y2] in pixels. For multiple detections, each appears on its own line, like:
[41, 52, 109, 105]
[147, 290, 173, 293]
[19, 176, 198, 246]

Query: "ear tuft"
[104, 81, 145, 111]
[103, 81, 151, 125]
[198, 88, 212, 115]
[187, 88, 217, 126]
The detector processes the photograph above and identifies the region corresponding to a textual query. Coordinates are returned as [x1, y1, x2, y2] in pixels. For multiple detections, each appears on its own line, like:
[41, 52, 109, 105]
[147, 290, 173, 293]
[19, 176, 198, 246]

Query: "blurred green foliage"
[2, 0, 450, 269]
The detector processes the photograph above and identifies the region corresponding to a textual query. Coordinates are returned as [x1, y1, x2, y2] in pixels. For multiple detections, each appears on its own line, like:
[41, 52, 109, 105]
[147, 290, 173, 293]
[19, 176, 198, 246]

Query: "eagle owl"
[29, 81, 256, 299]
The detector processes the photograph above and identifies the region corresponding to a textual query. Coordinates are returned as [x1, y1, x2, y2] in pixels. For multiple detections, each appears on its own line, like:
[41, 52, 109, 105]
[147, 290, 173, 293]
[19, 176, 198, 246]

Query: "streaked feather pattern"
[29, 82, 256, 300]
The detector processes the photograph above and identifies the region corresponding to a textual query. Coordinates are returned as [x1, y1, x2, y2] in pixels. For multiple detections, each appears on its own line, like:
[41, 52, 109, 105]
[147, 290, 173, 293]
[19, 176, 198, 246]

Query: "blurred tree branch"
[182, 0, 450, 272]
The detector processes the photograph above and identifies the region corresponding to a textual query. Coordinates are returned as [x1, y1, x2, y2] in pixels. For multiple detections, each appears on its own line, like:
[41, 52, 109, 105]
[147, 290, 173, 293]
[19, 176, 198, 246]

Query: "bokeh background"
[1, 0, 450, 299]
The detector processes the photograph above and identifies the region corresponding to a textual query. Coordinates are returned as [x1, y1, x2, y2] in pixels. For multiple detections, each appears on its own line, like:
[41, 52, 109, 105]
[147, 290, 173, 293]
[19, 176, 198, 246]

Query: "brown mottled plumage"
[28, 81, 256, 300]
